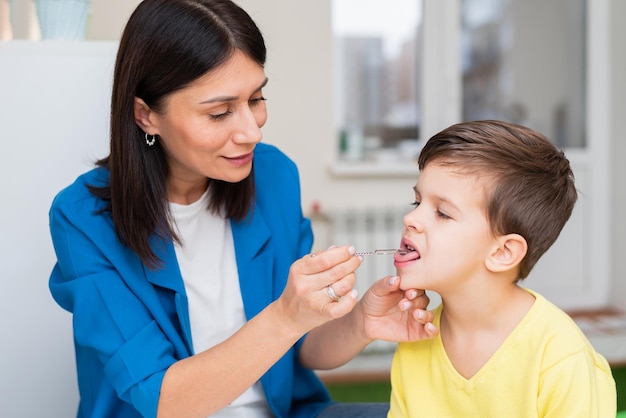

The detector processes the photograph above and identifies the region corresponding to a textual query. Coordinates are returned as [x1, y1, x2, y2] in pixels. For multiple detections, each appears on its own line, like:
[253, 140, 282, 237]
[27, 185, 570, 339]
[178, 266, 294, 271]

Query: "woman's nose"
[233, 107, 265, 144]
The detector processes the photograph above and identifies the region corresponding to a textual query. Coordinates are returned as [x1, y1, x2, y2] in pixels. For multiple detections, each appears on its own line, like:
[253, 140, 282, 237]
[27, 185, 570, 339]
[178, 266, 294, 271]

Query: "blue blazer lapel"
[143, 241, 193, 352]
[143, 239, 186, 295]
[231, 207, 273, 320]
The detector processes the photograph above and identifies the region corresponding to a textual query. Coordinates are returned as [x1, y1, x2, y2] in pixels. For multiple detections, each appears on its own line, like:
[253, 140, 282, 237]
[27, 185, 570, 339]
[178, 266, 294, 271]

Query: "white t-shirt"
[170, 189, 272, 418]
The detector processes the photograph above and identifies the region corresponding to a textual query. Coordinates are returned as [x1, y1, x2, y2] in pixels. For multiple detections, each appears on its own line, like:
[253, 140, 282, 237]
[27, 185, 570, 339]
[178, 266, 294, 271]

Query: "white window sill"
[328, 160, 419, 178]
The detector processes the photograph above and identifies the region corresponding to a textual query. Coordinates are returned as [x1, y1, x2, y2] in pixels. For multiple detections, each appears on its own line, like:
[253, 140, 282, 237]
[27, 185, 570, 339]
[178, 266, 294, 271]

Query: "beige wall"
[87, 0, 140, 40]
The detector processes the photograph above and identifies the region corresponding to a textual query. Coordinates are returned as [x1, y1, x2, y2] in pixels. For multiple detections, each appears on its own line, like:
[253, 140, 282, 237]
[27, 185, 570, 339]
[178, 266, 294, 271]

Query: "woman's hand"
[357, 275, 438, 342]
[273, 245, 362, 336]
[298, 268, 438, 371]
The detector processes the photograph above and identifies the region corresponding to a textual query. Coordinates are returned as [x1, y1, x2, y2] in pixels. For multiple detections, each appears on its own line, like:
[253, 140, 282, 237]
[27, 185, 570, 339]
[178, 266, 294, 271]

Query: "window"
[461, 0, 586, 149]
[332, 0, 423, 171]
[331, 0, 587, 176]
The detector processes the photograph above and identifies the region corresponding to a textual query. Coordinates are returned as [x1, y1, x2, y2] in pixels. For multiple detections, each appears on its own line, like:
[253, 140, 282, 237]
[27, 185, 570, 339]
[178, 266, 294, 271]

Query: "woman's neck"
[167, 177, 209, 205]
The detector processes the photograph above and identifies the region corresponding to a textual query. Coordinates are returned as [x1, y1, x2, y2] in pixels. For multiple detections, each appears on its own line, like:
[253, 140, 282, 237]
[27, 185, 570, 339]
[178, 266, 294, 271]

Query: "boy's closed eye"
[410, 200, 452, 220]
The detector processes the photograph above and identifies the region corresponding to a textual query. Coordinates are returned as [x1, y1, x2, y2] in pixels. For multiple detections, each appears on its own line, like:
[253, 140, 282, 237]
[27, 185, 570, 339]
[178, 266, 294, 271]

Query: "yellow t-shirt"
[389, 290, 616, 418]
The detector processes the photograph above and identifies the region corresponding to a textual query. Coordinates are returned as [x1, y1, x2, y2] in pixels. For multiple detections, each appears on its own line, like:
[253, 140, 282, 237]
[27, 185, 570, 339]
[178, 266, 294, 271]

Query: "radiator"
[310, 206, 408, 353]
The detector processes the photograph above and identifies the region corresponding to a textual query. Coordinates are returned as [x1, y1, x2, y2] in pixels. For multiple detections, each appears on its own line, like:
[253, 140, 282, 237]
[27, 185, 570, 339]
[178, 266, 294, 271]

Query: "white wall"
[0, 41, 116, 418]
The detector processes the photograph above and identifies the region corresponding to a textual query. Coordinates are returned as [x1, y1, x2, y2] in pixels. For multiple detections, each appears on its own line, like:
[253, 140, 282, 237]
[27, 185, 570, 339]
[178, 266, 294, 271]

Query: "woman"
[48, 1, 437, 417]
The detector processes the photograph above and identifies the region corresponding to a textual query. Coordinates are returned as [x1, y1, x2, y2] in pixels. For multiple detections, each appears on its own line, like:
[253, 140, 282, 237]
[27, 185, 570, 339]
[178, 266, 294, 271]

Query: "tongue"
[394, 250, 420, 263]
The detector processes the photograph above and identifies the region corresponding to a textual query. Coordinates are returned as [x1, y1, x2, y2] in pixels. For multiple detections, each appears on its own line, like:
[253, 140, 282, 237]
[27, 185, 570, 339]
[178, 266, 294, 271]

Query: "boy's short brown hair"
[418, 120, 578, 279]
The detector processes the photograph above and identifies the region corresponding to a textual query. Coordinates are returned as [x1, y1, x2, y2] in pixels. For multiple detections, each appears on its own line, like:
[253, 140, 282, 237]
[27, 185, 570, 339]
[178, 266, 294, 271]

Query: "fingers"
[396, 287, 438, 337]
[412, 309, 439, 337]
[288, 245, 362, 314]
[302, 245, 361, 276]
[367, 275, 402, 298]
[303, 245, 361, 297]
[322, 268, 359, 307]
[396, 286, 429, 310]
[325, 288, 359, 316]
[312, 246, 361, 318]
[323, 271, 357, 301]
[325, 283, 342, 302]
[412, 308, 434, 324]
[370, 275, 430, 309]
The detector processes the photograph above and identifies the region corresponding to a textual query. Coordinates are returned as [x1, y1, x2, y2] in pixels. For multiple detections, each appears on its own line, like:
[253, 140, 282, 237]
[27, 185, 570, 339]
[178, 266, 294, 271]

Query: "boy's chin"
[398, 280, 420, 292]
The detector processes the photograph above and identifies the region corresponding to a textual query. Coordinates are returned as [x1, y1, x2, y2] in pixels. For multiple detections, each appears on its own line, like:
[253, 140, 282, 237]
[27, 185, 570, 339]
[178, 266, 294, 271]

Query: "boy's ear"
[133, 97, 157, 133]
[485, 233, 527, 273]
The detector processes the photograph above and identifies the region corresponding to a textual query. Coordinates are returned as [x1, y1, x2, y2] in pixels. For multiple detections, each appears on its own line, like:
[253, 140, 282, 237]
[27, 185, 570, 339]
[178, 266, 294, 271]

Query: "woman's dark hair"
[90, 0, 266, 268]
[418, 120, 578, 280]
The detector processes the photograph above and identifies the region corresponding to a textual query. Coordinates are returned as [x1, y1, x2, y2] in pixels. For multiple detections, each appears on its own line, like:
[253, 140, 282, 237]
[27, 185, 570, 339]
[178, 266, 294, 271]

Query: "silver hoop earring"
[145, 132, 156, 147]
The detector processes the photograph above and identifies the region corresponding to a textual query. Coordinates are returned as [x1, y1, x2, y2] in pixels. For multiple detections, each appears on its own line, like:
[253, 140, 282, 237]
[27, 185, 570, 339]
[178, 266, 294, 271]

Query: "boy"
[389, 120, 616, 417]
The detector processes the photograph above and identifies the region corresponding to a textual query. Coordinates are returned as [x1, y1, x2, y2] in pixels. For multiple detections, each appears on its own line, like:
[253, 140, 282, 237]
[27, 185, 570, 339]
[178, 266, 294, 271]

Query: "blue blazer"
[49, 143, 331, 417]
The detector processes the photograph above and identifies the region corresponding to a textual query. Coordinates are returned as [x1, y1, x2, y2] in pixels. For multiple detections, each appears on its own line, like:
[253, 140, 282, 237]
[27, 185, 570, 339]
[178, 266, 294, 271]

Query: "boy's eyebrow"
[199, 77, 269, 104]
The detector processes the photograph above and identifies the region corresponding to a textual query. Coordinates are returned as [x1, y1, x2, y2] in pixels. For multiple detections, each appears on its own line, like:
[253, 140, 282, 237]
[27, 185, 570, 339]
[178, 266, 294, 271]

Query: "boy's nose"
[403, 209, 425, 232]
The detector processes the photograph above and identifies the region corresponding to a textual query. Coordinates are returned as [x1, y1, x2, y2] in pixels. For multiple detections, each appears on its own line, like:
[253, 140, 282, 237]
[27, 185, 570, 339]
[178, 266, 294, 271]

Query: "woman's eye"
[209, 109, 233, 121]
[410, 200, 420, 208]
[436, 210, 451, 220]
[250, 96, 267, 107]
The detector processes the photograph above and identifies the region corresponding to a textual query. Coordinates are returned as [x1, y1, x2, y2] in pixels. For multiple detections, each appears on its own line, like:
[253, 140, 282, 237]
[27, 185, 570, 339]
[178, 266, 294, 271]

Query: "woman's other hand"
[358, 275, 438, 342]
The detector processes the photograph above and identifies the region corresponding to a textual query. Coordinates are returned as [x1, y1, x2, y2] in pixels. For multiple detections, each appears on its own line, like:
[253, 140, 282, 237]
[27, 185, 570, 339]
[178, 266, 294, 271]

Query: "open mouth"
[395, 241, 420, 263]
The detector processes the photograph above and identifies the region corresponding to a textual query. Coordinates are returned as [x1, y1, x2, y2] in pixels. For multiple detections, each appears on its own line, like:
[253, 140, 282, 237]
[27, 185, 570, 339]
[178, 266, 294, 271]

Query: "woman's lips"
[225, 151, 254, 166]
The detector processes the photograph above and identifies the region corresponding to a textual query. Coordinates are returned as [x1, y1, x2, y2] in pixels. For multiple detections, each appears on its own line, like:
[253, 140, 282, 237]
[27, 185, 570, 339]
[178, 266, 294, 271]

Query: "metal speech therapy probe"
[355, 249, 407, 256]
